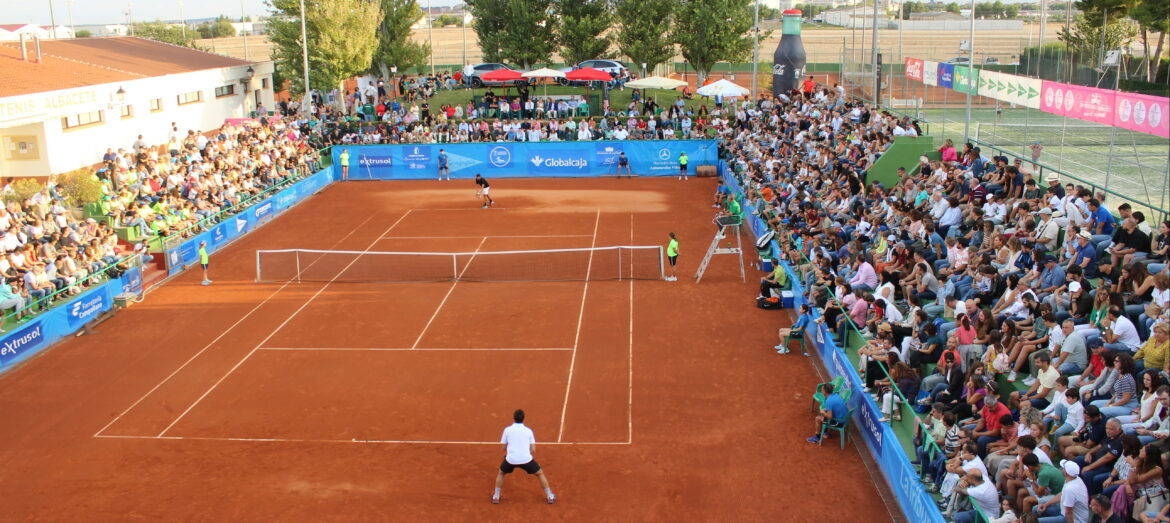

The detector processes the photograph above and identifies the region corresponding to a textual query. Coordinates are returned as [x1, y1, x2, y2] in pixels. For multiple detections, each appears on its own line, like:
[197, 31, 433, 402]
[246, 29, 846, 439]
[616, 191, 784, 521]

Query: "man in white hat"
[1031, 207, 1060, 248]
[1067, 231, 1099, 279]
[1037, 459, 1090, 523]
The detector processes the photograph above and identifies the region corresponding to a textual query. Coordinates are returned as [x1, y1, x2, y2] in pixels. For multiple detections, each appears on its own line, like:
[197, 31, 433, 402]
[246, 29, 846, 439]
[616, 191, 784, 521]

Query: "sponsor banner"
[977, 71, 1041, 109]
[331, 140, 718, 180]
[166, 168, 332, 276]
[1041, 81, 1115, 126]
[904, 58, 924, 82]
[1115, 91, 1170, 138]
[526, 149, 591, 176]
[952, 66, 978, 94]
[0, 267, 144, 373]
[0, 322, 45, 368]
[122, 266, 143, 296]
[937, 63, 954, 89]
[66, 288, 110, 329]
[922, 60, 938, 86]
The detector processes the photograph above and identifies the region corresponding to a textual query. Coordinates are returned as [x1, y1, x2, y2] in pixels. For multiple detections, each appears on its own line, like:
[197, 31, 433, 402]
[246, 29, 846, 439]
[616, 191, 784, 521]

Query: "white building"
[822, 6, 892, 28]
[0, 37, 275, 178]
[0, 24, 75, 41]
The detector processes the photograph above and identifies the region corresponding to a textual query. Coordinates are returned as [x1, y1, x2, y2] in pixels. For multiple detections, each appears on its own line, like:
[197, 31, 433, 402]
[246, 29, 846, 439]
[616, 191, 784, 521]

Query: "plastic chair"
[810, 376, 846, 411]
[781, 329, 806, 356]
[819, 407, 856, 449]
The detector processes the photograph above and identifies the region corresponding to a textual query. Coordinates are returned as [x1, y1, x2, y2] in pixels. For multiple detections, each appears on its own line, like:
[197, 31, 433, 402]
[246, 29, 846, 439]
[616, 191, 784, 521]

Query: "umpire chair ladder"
[694, 215, 746, 283]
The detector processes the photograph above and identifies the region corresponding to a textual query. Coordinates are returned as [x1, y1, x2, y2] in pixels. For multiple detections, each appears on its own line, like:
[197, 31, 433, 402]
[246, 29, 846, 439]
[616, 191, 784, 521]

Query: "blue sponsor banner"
[166, 167, 333, 276]
[725, 169, 944, 523]
[938, 63, 955, 89]
[66, 287, 111, 329]
[330, 140, 718, 180]
[0, 269, 142, 373]
[122, 266, 143, 296]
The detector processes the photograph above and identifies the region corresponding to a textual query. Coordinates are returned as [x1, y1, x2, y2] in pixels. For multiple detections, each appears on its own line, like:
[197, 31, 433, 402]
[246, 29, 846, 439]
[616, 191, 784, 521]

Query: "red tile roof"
[0, 37, 254, 98]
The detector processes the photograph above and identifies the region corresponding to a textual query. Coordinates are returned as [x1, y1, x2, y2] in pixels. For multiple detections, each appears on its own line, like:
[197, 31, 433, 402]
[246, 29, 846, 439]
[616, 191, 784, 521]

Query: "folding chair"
[810, 376, 846, 412]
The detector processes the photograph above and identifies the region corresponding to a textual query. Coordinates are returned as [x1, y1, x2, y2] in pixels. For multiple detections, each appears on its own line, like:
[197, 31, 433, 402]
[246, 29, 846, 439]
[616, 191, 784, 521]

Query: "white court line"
[94, 434, 631, 445]
[410, 236, 487, 349]
[628, 212, 635, 444]
[258, 347, 573, 352]
[557, 208, 601, 442]
[380, 235, 592, 240]
[93, 214, 378, 438]
[156, 210, 415, 438]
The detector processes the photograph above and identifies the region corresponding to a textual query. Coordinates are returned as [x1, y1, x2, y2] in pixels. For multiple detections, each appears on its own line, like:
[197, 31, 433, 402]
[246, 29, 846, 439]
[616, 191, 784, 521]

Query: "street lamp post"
[871, 0, 880, 100]
[428, 0, 435, 76]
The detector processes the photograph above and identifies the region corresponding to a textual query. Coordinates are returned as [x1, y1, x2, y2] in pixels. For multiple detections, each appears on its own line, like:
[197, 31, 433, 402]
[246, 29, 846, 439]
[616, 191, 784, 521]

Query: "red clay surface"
[0, 178, 891, 521]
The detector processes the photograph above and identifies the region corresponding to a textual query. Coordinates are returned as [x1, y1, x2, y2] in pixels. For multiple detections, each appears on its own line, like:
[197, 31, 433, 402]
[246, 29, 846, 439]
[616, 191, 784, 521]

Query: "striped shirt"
[1112, 373, 1137, 404]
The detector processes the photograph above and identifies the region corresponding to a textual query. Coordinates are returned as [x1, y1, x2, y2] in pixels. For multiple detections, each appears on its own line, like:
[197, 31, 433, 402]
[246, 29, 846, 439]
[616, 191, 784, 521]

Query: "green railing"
[1, 254, 137, 326]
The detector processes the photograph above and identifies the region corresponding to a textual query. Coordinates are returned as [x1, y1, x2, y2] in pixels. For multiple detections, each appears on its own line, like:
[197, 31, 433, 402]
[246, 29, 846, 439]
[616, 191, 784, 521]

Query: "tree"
[673, 0, 754, 85]
[132, 21, 193, 46]
[758, 6, 781, 19]
[614, 0, 675, 75]
[554, 0, 612, 66]
[197, 15, 238, 38]
[432, 14, 464, 27]
[465, 0, 556, 69]
[371, 0, 429, 85]
[1130, 0, 1169, 81]
[75, 29, 92, 38]
[1058, 13, 1139, 66]
[945, 2, 961, 13]
[268, 0, 382, 105]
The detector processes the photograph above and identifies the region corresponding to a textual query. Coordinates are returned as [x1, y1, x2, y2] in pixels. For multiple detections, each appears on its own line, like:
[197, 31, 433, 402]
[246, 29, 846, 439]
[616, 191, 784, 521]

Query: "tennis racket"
[475, 190, 482, 199]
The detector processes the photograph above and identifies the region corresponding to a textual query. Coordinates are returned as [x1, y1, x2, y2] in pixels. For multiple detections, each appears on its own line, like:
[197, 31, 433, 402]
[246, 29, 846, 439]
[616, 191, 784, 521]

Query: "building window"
[120, 104, 133, 119]
[61, 110, 104, 130]
[177, 91, 202, 105]
[150, 98, 163, 112]
[214, 84, 235, 98]
[261, 77, 269, 89]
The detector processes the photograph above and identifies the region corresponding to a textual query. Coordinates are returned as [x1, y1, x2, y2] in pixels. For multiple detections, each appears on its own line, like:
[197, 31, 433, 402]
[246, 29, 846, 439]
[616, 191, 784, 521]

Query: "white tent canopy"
[521, 67, 566, 79]
[624, 76, 687, 90]
[695, 79, 750, 98]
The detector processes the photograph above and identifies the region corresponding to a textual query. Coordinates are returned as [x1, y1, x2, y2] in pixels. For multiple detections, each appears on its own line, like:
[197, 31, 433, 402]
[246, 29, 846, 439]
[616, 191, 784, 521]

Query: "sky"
[0, 0, 465, 27]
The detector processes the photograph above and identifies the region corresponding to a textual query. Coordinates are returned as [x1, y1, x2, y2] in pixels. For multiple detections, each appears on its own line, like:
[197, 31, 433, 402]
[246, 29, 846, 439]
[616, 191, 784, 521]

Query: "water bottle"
[772, 9, 807, 97]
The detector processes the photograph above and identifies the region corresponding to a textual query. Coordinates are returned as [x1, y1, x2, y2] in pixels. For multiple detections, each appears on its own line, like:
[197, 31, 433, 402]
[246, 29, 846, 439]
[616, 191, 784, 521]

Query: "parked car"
[983, 57, 1000, 65]
[462, 63, 527, 88]
[945, 57, 971, 65]
[557, 59, 628, 86]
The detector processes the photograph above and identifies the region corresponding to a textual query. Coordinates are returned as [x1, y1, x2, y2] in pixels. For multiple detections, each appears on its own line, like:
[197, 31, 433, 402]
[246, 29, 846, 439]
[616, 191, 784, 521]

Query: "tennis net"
[256, 246, 665, 283]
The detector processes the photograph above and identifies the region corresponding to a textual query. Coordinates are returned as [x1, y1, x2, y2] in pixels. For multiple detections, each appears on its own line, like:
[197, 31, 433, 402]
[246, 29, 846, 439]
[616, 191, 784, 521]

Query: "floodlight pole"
[871, 0, 880, 101]
[963, 0, 975, 142]
[751, 0, 759, 104]
[428, 0, 435, 76]
[300, 0, 311, 112]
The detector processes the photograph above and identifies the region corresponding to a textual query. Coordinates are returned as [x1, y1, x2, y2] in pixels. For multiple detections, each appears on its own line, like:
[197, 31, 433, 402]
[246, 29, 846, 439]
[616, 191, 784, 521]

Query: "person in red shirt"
[801, 75, 816, 96]
[972, 393, 1011, 456]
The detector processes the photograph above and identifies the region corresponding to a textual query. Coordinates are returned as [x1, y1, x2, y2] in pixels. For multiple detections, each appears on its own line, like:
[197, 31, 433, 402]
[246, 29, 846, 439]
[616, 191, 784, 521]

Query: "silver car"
[557, 59, 627, 86]
[462, 63, 528, 88]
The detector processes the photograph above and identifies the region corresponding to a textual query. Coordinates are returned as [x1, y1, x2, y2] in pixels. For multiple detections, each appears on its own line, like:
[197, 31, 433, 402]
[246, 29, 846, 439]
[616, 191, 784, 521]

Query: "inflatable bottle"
[772, 9, 807, 96]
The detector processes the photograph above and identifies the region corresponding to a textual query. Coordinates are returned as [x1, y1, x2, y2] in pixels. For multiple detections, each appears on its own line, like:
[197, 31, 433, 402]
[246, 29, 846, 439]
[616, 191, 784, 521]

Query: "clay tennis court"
[0, 178, 890, 520]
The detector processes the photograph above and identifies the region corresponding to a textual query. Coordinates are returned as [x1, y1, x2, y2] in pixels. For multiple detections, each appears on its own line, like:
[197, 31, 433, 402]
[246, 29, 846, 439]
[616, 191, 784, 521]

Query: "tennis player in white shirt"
[492, 409, 556, 505]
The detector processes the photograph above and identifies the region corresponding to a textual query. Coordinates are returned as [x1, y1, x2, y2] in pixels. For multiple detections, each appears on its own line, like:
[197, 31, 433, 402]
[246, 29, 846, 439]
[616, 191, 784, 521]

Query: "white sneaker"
[1023, 376, 1038, 387]
[1007, 371, 1018, 382]
[547, 493, 556, 504]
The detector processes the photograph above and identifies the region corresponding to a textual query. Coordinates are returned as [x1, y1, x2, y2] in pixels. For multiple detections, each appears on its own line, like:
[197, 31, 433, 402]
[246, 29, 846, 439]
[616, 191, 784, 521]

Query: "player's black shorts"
[500, 459, 541, 475]
[668, 255, 678, 266]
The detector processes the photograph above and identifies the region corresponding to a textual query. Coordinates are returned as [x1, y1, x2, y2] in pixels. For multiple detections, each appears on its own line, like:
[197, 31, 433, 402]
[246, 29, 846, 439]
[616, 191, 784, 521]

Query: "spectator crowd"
[0, 117, 318, 326]
[714, 84, 1169, 522]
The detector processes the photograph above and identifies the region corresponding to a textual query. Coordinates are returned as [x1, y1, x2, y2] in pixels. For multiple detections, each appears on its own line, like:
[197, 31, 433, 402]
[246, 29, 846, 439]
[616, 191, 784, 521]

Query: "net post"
[295, 250, 302, 283]
[451, 253, 458, 281]
[658, 246, 665, 280]
[255, 250, 262, 283]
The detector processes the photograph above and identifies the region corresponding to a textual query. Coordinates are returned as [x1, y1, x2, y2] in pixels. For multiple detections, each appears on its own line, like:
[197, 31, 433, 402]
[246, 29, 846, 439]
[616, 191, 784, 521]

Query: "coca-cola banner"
[1041, 81, 1115, 126]
[922, 61, 939, 86]
[1114, 91, 1170, 138]
[904, 58, 924, 82]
